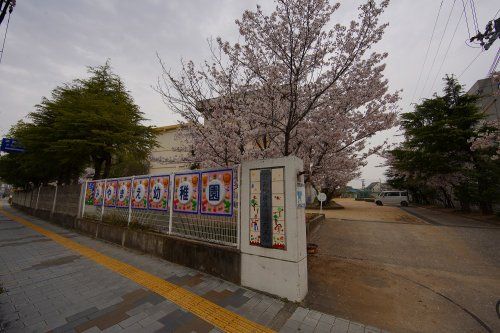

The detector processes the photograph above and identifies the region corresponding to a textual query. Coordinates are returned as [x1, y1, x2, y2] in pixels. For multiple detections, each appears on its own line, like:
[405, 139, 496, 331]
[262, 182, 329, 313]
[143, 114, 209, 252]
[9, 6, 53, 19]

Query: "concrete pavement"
[0, 203, 378, 333]
[307, 206, 500, 333]
[307, 199, 423, 224]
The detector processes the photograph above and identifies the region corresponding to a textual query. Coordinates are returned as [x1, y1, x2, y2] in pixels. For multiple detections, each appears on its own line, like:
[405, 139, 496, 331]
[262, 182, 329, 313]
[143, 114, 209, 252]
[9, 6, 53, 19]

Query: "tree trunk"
[479, 201, 493, 215]
[477, 175, 493, 214]
[459, 200, 471, 213]
[102, 154, 112, 179]
[93, 158, 104, 180]
[440, 187, 454, 208]
[322, 188, 337, 207]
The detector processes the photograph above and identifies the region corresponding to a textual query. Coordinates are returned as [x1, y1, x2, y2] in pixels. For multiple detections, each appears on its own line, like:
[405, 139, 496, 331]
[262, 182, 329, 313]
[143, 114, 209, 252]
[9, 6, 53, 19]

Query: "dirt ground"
[305, 202, 500, 333]
[307, 198, 423, 224]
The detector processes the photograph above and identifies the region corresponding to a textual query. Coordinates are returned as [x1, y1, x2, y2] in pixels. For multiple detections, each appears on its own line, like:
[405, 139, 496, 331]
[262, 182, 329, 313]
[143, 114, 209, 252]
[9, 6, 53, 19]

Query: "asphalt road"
[306, 206, 500, 333]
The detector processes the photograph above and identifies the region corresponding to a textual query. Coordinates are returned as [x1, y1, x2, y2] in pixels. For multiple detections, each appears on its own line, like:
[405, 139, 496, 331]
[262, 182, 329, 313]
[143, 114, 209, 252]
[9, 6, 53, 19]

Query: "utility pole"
[0, 0, 15, 27]
[470, 17, 500, 51]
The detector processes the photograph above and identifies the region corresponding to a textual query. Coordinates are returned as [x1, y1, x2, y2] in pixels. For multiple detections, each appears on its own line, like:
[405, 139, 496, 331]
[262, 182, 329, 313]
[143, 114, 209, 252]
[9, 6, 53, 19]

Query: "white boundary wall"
[240, 156, 308, 302]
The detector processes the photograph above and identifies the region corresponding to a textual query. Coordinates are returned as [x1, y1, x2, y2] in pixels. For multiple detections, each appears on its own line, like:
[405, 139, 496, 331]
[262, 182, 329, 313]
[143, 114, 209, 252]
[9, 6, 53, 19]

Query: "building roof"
[153, 124, 181, 133]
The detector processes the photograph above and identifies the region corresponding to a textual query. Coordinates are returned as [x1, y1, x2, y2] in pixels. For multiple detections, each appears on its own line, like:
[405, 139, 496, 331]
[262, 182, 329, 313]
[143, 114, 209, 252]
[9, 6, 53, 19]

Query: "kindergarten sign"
[93, 181, 105, 206]
[148, 175, 170, 211]
[85, 181, 95, 205]
[131, 177, 149, 209]
[173, 172, 199, 213]
[116, 178, 132, 208]
[104, 180, 118, 207]
[200, 169, 233, 216]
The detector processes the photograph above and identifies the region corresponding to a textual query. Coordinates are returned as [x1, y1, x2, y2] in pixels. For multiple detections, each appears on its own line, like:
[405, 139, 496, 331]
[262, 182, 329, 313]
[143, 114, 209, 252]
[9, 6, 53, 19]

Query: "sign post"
[317, 192, 327, 214]
[0, 138, 25, 153]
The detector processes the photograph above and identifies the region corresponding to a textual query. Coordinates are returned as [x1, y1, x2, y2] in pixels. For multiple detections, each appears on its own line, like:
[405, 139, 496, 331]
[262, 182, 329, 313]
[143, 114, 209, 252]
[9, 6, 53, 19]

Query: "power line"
[0, 10, 11, 65]
[494, 8, 500, 19]
[487, 47, 500, 76]
[458, 50, 483, 78]
[419, 0, 457, 99]
[430, 5, 465, 92]
[461, 0, 472, 38]
[410, 0, 445, 104]
[469, 0, 479, 32]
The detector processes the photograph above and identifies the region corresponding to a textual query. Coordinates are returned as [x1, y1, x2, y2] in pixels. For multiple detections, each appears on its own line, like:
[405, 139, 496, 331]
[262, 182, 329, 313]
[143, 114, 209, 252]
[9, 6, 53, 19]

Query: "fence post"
[50, 184, 58, 218]
[101, 180, 106, 221]
[168, 173, 174, 235]
[127, 177, 134, 226]
[29, 189, 34, 208]
[236, 165, 241, 249]
[35, 186, 41, 211]
[80, 181, 87, 218]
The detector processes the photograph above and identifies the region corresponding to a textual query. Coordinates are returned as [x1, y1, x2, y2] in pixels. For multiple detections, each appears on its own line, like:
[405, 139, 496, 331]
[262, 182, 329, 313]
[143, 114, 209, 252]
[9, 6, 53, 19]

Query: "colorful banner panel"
[249, 167, 286, 250]
[173, 172, 200, 213]
[85, 181, 95, 205]
[200, 169, 233, 216]
[116, 178, 132, 208]
[148, 175, 170, 211]
[93, 180, 105, 206]
[104, 180, 118, 207]
[131, 177, 149, 209]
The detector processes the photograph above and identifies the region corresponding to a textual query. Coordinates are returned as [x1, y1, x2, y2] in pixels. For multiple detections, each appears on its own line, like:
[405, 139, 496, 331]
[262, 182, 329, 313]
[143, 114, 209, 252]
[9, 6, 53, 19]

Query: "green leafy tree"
[0, 61, 157, 186]
[386, 76, 499, 213]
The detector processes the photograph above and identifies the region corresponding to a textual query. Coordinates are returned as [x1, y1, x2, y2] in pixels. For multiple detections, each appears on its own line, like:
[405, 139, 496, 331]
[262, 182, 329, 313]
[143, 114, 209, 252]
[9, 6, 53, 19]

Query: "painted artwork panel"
[249, 170, 261, 246]
[173, 172, 200, 213]
[85, 181, 95, 205]
[104, 180, 118, 207]
[131, 177, 149, 209]
[116, 178, 132, 208]
[148, 175, 170, 211]
[249, 167, 286, 250]
[200, 169, 233, 216]
[93, 180, 105, 206]
[271, 168, 285, 249]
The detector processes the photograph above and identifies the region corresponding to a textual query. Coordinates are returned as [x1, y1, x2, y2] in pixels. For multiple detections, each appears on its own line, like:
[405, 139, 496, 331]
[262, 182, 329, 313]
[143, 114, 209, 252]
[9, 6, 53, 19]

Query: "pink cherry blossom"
[156, 0, 399, 189]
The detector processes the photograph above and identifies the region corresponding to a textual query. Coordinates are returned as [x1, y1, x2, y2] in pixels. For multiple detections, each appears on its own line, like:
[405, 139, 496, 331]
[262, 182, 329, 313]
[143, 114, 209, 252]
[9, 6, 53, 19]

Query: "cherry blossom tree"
[157, 0, 399, 200]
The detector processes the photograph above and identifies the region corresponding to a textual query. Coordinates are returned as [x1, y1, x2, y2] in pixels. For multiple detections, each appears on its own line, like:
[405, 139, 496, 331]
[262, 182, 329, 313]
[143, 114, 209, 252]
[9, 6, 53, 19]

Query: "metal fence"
[11, 184, 81, 217]
[12, 166, 240, 247]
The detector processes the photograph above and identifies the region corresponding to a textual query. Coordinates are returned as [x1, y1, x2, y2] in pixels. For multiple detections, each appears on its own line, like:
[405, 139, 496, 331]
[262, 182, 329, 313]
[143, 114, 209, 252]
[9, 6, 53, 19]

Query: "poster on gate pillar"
[249, 167, 286, 250]
[200, 169, 233, 216]
[116, 178, 131, 208]
[131, 177, 149, 209]
[148, 175, 170, 211]
[173, 172, 200, 213]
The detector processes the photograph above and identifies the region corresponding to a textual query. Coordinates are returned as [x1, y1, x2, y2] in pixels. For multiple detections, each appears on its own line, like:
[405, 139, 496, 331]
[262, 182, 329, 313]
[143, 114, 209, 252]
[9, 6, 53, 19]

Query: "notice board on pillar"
[249, 167, 286, 250]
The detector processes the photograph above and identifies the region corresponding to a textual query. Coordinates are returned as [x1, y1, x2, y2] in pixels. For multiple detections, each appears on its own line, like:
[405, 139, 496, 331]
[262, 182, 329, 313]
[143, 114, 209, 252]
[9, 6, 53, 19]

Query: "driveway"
[306, 204, 500, 333]
[307, 198, 423, 224]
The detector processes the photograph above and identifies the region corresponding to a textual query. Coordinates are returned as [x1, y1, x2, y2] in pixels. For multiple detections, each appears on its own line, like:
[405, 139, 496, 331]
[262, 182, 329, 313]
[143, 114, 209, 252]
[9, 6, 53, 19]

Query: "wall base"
[241, 253, 307, 302]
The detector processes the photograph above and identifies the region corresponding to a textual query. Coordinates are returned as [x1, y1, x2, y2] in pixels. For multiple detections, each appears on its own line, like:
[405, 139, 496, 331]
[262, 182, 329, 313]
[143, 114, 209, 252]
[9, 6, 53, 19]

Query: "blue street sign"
[0, 138, 25, 153]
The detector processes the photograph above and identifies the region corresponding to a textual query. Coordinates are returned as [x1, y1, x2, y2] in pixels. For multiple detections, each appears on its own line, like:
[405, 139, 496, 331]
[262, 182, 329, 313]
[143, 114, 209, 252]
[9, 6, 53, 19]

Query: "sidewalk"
[0, 204, 380, 333]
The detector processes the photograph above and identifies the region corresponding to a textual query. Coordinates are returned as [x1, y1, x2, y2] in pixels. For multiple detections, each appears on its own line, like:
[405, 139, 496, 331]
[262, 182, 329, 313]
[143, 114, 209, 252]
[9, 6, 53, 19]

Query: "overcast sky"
[0, 0, 498, 188]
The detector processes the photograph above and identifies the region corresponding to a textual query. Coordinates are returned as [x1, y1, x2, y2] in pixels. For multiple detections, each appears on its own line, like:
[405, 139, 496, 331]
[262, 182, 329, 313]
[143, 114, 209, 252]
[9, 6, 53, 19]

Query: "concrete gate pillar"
[240, 156, 307, 302]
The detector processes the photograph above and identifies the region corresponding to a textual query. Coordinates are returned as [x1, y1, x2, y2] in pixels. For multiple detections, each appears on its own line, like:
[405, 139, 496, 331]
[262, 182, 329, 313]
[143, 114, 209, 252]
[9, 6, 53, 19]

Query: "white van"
[375, 191, 409, 207]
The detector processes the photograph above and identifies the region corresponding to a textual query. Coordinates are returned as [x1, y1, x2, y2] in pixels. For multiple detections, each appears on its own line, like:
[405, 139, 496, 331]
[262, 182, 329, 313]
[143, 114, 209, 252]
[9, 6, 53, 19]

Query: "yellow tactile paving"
[0, 205, 275, 333]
